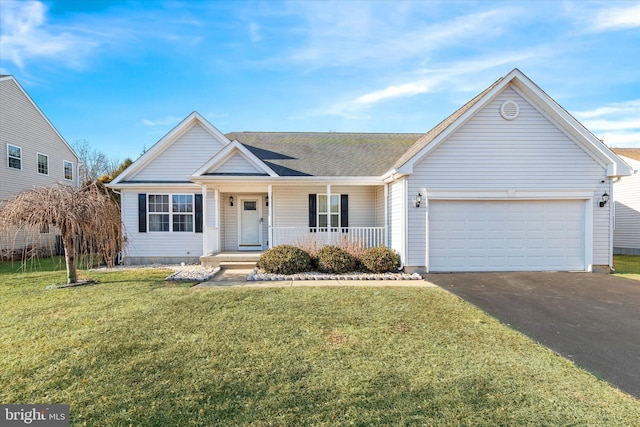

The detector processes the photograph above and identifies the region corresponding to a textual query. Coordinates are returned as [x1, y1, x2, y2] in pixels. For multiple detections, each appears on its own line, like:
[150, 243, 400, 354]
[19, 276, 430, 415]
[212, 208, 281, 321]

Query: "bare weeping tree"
[0, 183, 122, 284]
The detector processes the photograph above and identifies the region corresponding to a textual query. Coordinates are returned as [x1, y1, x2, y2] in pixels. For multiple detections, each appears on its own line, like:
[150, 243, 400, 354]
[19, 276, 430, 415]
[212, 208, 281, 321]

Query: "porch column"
[384, 183, 389, 247]
[268, 184, 273, 248]
[326, 184, 331, 246]
[202, 186, 208, 255]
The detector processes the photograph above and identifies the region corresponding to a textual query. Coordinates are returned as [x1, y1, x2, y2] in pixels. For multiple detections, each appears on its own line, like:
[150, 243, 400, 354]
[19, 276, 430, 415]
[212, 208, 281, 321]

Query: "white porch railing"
[271, 227, 386, 249]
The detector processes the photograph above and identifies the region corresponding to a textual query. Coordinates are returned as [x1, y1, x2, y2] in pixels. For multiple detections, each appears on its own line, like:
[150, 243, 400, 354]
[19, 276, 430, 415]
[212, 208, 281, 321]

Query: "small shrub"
[361, 246, 400, 273]
[317, 245, 357, 274]
[258, 245, 312, 275]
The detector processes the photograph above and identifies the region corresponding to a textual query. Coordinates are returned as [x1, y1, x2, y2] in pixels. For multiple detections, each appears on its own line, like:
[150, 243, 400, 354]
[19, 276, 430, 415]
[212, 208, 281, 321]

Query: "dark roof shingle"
[225, 132, 423, 176]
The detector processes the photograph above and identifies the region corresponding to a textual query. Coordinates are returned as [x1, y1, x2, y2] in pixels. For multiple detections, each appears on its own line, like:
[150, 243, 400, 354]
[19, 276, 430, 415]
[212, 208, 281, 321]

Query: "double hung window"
[37, 153, 49, 175]
[7, 144, 21, 169]
[148, 194, 193, 232]
[64, 161, 74, 181]
[318, 194, 340, 229]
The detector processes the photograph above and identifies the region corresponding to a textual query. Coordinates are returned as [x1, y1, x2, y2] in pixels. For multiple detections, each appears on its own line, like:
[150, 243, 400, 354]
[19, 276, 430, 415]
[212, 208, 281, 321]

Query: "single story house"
[612, 149, 640, 255]
[109, 69, 633, 273]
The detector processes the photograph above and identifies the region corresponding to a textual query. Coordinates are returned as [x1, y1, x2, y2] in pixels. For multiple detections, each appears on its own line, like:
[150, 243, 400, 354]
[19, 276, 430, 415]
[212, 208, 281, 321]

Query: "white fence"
[272, 227, 385, 249]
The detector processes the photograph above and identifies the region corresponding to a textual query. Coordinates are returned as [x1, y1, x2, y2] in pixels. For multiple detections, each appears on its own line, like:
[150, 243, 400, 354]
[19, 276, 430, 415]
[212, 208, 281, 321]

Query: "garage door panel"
[429, 200, 585, 272]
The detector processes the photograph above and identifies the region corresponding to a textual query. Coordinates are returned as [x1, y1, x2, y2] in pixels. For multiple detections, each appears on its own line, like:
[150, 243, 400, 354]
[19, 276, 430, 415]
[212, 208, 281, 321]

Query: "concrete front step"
[200, 251, 262, 268]
[219, 262, 257, 270]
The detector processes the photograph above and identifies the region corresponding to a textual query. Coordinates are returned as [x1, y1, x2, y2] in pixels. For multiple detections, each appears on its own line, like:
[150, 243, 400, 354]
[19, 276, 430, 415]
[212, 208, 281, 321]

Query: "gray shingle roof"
[225, 132, 424, 176]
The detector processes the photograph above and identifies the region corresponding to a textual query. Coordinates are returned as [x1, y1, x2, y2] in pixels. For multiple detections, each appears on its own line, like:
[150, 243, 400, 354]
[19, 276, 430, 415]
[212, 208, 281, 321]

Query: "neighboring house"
[109, 69, 632, 272]
[0, 75, 80, 255]
[612, 149, 640, 255]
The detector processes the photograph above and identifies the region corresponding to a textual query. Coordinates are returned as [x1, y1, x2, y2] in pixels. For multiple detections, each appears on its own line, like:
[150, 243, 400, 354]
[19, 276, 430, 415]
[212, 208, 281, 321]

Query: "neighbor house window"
[63, 160, 74, 181]
[147, 194, 193, 232]
[37, 153, 49, 175]
[7, 144, 21, 169]
[318, 194, 340, 229]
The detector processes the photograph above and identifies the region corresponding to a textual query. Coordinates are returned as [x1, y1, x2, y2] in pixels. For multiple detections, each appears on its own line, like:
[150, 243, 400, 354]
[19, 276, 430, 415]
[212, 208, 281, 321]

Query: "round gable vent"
[500, 100, 520, 120]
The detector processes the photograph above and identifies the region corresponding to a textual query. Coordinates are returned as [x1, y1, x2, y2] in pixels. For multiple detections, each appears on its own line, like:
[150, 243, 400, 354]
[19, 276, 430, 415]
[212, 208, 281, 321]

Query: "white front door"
[239, 198, 262, 249]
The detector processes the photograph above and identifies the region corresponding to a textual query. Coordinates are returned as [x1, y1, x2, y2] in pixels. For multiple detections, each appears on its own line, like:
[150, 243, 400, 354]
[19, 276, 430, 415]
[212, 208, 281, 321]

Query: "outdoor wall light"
[265, 195, 269, 207]
[413, 192, 422, 208]
[599, 192, 609, 208]
[229, 196, 234, 207]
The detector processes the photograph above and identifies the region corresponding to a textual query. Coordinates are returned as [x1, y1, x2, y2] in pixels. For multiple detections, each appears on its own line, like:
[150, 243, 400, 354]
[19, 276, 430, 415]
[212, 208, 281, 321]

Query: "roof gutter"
[381, 169, 408, 183]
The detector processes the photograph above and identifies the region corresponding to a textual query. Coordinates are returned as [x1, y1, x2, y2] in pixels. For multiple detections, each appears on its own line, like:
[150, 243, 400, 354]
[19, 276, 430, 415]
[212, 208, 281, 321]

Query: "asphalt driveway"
[423, 272, 640, 399]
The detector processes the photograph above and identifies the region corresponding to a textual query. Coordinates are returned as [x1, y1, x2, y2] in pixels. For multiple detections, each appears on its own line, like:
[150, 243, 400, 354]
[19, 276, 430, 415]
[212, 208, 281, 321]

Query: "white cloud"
[575, 99, 640, 148]
[590, 3, 640, 32]
[248, 22, 261, 42]
[141, 116, 182, 126]
[287, 3, 518, 70]
[0, 1, 97, 69]
[324, 51, 540, 117]
[354, 82, 438, 106]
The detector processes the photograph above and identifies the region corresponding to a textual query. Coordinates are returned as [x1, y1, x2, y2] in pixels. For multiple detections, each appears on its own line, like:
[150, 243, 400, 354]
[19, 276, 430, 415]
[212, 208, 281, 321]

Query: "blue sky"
[1, 0, 639, 162]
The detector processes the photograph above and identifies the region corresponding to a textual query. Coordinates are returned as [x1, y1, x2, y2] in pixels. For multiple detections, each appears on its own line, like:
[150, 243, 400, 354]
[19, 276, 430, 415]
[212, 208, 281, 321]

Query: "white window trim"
[7, 144, 22, 170]
[37, 152, 49, 176]
[317, 193, 341, 230]
[63, 160, 74, 181]
[147, 193, 195, 233]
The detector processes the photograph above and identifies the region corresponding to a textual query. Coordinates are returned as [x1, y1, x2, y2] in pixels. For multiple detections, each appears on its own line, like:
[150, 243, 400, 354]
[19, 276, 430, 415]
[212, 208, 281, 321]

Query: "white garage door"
[429, 200, 585, 272]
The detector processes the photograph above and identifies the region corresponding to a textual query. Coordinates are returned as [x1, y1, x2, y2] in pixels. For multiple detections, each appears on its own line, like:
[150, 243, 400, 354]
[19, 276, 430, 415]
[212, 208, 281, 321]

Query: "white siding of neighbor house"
[120, 188, 204, 263]
[406, 85, 610, 268]
[211, 152, 262, 175]
[130, 123, 227, 182]
[614, 156, 640, 253]
[0, 77, 79, 201]
[1, 77, 79, 253]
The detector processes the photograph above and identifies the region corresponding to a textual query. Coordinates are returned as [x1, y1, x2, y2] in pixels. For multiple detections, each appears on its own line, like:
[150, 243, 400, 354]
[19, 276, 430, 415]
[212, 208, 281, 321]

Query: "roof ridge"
[226, 131, 425, 135]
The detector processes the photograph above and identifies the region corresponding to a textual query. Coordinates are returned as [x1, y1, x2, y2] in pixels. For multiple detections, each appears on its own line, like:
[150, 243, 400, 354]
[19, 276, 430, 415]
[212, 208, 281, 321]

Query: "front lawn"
[1, 262, 638, 426]
[613, 254, 640, 280]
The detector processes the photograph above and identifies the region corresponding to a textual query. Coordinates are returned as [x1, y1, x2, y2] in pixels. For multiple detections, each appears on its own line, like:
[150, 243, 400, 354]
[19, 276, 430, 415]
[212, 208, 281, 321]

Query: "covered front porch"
[199, 182, 389, 261]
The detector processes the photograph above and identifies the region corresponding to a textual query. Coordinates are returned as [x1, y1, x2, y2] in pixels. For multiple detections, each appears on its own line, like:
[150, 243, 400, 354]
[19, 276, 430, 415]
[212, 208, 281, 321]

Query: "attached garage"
[428, 199, 587, 272]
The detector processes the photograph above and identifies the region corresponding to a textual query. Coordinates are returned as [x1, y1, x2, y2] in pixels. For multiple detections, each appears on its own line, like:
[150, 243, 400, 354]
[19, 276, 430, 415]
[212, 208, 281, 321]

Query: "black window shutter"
[194, 194, 203, 233]
[309, 194, 317, 228]
[340, 194, 349, 229]
[138, 193, 147, 233]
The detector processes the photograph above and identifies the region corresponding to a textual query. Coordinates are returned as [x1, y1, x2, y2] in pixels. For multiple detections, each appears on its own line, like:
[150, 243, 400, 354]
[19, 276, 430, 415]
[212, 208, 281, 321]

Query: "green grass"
[1, 262, 639, 426]
[613, 255, 640, 280]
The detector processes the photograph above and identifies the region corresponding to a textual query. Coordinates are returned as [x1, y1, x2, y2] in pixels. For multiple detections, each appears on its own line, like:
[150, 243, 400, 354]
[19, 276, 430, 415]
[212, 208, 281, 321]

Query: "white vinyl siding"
[613, 157, 640, 252]
[0, 77, 79, 201]
[270, 185, 379, 229]
[407, 84, 609, 269]
[120, 189, 203, 260]
[130, 123, 227, 181]
[212, 152, 262, 174]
